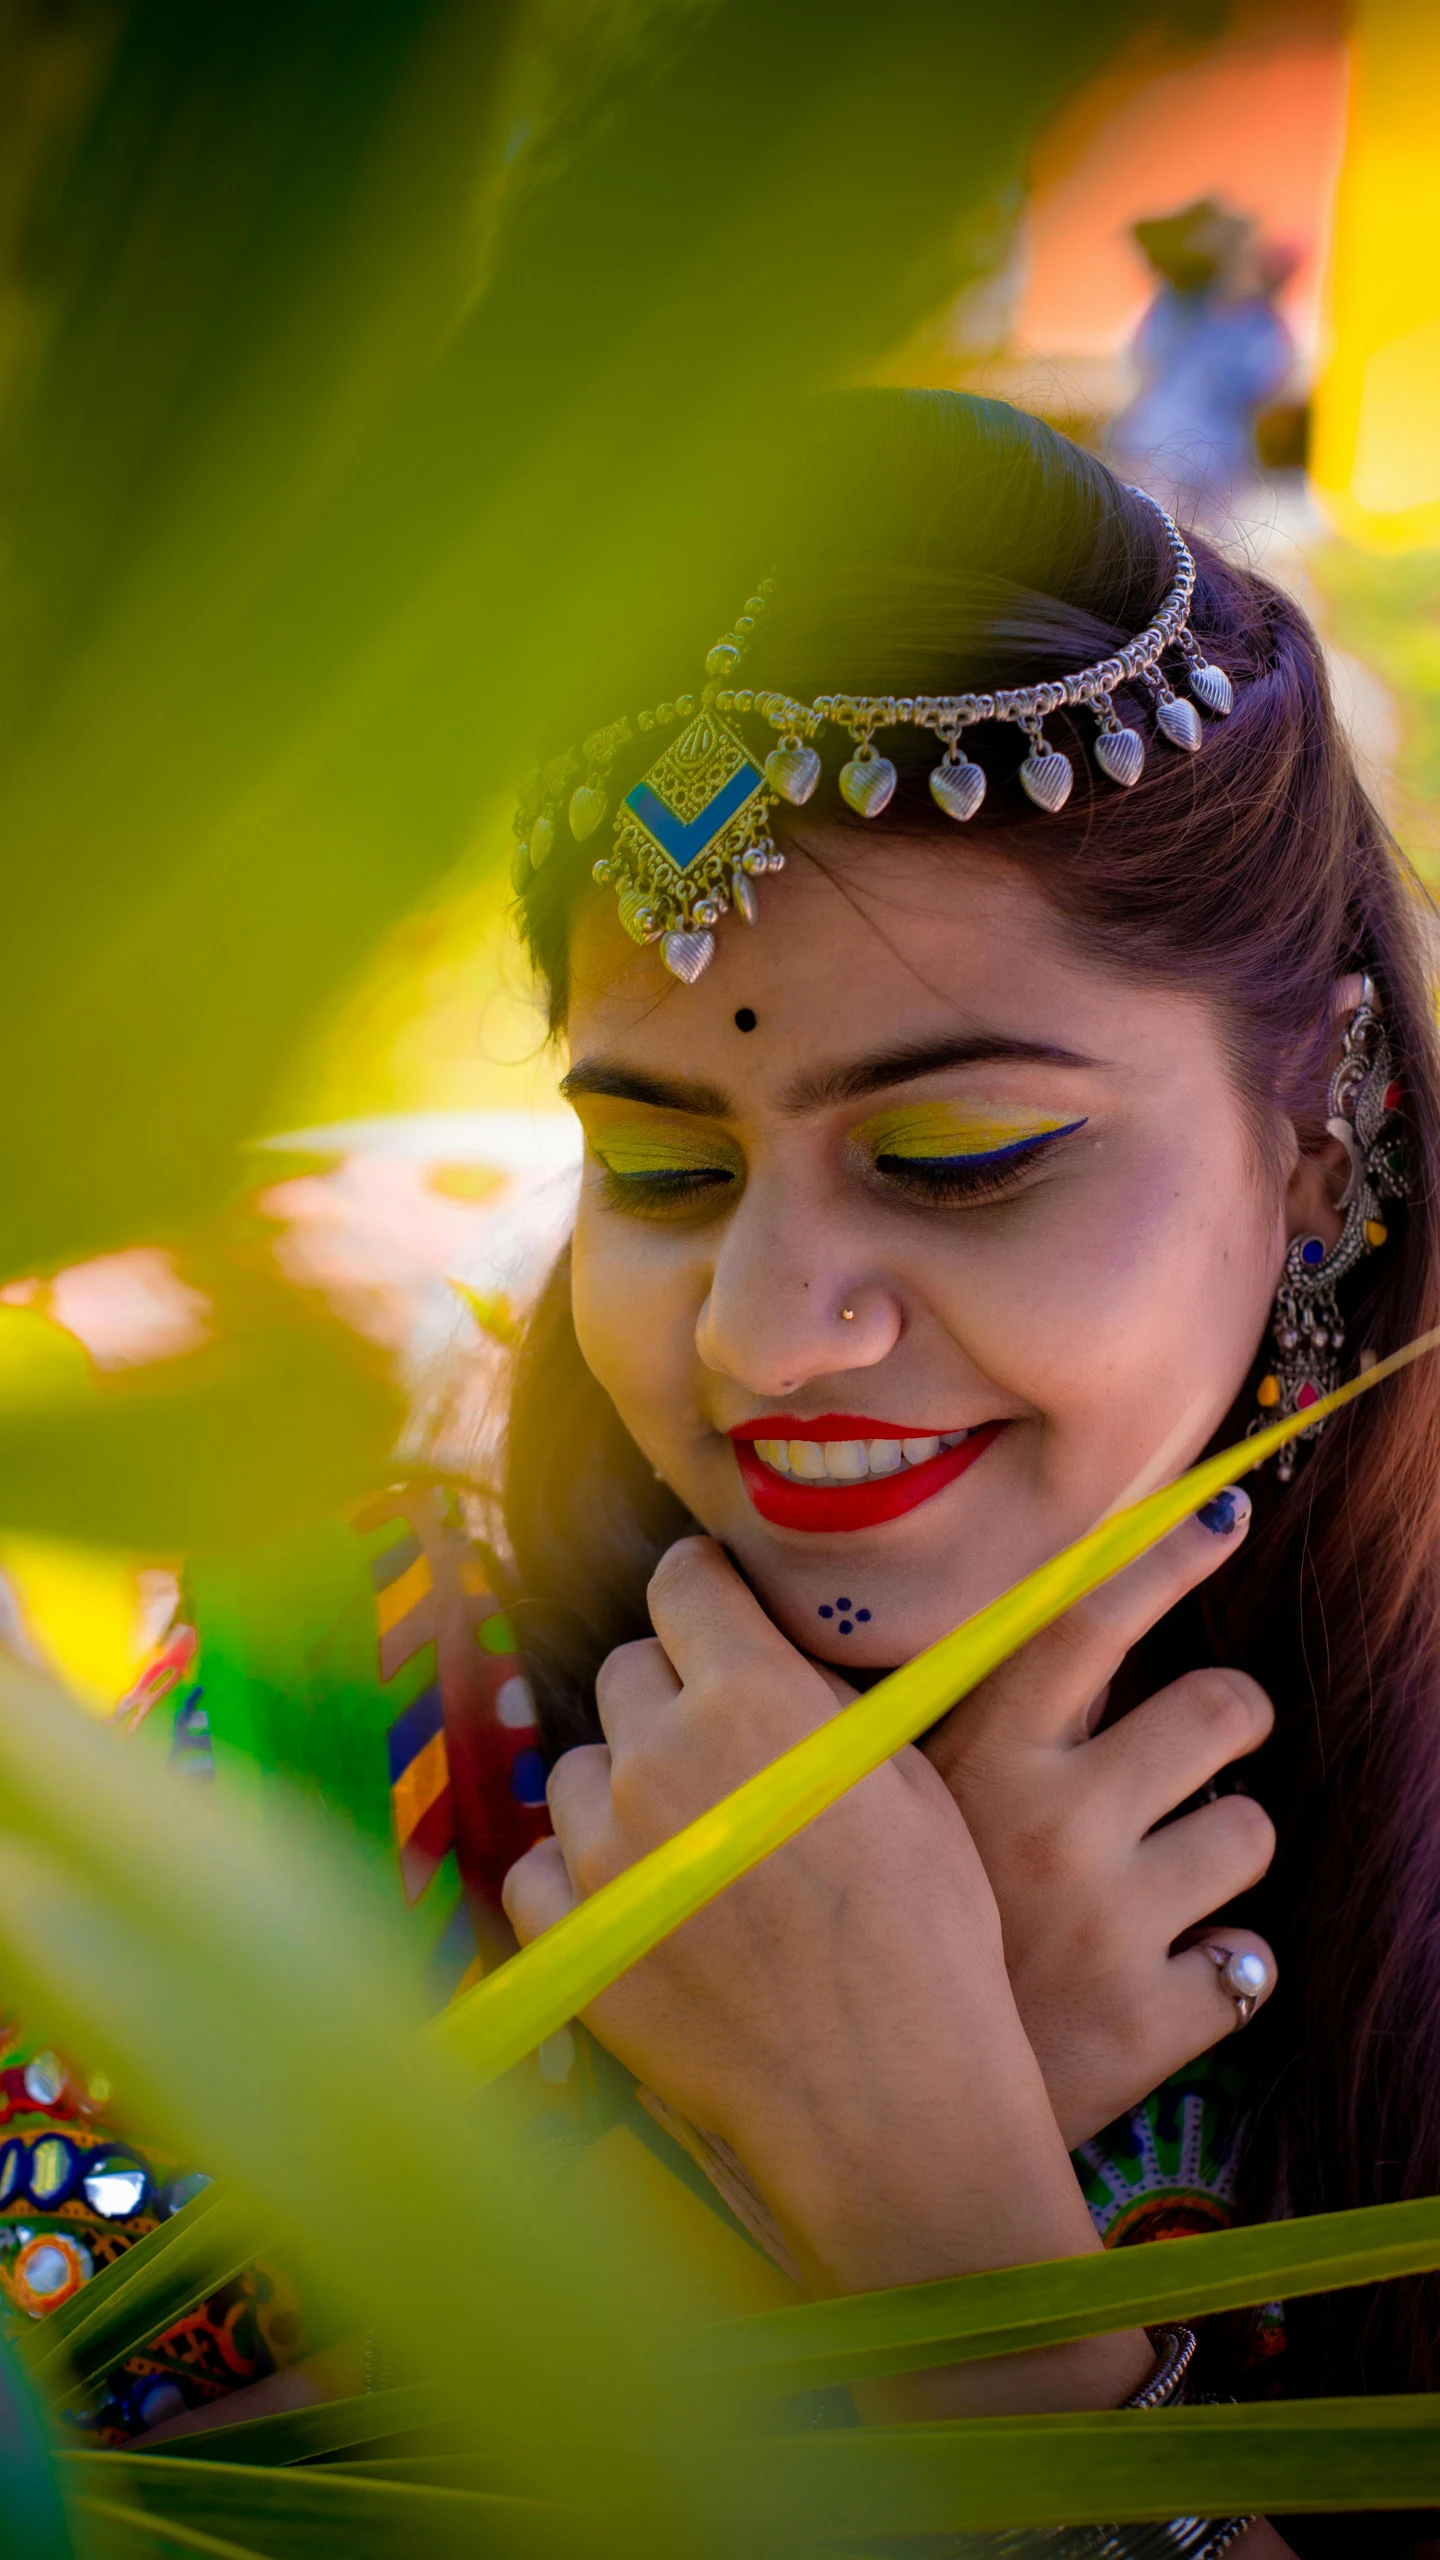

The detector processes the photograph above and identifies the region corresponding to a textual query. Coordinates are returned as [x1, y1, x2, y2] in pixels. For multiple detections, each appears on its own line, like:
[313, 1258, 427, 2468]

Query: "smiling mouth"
[728, 1413, 1006, 1532]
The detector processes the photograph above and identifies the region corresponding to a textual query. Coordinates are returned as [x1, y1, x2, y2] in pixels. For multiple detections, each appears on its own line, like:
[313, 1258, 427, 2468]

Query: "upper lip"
[726, 1412, 970, 1442]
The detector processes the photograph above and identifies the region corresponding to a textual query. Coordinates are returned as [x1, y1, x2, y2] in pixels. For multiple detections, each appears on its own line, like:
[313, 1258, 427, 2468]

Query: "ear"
[1283, 971, 1371, 1249]
[1284, 1129, 1351, 1250]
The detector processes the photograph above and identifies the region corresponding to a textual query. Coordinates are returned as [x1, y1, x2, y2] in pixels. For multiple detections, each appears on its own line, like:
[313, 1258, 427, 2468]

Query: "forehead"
[564, 835, 1201, 1096]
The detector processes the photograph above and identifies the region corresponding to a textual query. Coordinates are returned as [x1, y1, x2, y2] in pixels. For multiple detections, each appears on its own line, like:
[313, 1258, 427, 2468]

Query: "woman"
[494, 389, 1440, 2557]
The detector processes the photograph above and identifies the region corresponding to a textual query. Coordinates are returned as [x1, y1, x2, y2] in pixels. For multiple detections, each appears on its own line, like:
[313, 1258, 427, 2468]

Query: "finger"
[1091, 1929, 1278, 2119]
[1092, 1667, 1274, 1836]
[934, 1485, 1252, 1766]
[1138, 1790, 1278, 1928]
[646, 1536, 836, 1723]
[501, 1837, 576, 1944]
[594, 1637, 681, 1746]
[1171, 1928, 1277, 2045]
[544, 1741, 613, 1843]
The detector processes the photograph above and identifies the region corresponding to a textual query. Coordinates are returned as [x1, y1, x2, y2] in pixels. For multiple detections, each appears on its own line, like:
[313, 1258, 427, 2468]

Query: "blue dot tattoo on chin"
[818, 1598, 872, 1638]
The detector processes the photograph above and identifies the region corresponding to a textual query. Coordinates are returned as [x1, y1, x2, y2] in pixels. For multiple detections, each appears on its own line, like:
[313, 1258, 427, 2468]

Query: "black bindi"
[733, 1007, 758, 1032]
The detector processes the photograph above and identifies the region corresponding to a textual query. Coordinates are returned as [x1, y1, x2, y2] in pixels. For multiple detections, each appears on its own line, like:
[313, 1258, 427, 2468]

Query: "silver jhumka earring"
[1252, 976, 1409, 1483]
[511, 488, 1234, 985]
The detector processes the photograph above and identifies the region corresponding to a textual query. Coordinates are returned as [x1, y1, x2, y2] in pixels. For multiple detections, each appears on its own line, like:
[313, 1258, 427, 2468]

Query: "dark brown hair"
[503, 389, 1440, 2398]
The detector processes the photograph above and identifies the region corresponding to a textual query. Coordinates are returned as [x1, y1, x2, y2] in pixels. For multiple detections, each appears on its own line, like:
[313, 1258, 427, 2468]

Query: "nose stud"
[839, 1304, 856, 1322]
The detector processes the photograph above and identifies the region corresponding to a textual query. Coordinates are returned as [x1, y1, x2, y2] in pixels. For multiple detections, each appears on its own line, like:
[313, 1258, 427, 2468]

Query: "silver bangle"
[1124, 2324, 1198, 2409]
[973, 2511, 1253, 2554]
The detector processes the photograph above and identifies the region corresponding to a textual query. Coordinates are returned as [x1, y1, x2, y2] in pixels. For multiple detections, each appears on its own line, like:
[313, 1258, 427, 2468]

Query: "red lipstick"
[729, 1420, 1005, 1532]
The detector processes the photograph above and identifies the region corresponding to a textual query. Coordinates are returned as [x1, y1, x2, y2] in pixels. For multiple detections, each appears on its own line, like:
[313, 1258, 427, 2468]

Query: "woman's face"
[564, 840, 1296, 1666]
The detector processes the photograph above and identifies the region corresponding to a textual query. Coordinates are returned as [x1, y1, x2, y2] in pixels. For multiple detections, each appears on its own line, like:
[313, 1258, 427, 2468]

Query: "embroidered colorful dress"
[0, 1485, 1279, 2434]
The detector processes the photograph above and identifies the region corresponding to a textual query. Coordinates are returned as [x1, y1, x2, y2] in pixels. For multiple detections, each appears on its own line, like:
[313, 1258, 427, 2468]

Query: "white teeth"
[750, 1429, 976, 1484]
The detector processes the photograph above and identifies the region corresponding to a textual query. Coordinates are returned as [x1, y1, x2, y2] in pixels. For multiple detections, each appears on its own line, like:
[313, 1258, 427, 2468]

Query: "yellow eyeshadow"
[584, 1115, 742, 1179]
[853, 1101, 1084, 1164]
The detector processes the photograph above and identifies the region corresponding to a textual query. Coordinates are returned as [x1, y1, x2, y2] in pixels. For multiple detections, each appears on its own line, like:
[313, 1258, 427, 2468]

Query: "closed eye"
[584, 1112, 743, 1220]
[595, 1161, 737, 1218]
[872, 1121, 1085, 1204]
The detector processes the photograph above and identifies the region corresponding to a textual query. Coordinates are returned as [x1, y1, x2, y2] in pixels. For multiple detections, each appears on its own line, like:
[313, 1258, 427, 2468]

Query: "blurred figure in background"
[1111, 197, 1297, 522]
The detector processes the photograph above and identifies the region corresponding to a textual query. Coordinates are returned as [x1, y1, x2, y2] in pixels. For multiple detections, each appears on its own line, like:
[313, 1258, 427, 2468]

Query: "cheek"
[569, 1197, 704, 1439]
[930, 1138, 1278, 1438]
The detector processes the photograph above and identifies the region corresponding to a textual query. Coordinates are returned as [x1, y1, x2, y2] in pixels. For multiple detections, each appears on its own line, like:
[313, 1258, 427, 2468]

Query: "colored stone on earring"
[1295, 1380, 1321, 1410]
[1256, 1375, 1280, 1408]
[1365, 1218, 1388, 1247]
[1298, 1237, 1327, 1269]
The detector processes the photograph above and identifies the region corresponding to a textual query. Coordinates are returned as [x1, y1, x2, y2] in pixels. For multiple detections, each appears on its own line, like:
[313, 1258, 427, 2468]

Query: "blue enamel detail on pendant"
[624, 759, 764, 872]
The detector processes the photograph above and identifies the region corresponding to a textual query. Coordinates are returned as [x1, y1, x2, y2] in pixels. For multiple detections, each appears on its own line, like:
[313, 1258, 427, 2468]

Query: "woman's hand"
[504, 1536, 1150, 2408]
[924, 1486, 1278, 2149]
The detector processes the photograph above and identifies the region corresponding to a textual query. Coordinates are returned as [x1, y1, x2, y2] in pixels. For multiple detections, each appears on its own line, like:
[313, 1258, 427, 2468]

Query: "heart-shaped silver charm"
[568, 783, 607, 840]
[1093, 725, 1144, 788]
[1019, 748, 1073, 812]
[839, 752, 898, 818]
[663, 929, 716, 984]
[732, 870, 759, 925]
[765, 742, 822, 805]
[929, 756, 986, 823]
[529, 811, 556, 866]
[617, 885, 657, 944]
[1189, 661, 1234, 717]
[1157, 694, 1203, 752]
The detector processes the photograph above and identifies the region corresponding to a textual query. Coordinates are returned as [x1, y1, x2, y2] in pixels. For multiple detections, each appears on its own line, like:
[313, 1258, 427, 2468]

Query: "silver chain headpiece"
[512, 487, 1233, 985]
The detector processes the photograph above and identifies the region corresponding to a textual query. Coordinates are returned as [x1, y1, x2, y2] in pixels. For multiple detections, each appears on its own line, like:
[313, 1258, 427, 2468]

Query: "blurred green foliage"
[0, 0, 1139, 1285]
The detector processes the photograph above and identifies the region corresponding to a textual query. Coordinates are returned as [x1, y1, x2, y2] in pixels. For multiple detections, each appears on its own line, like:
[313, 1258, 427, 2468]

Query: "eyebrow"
[562, 1034, 1096, 1122]
[781, 1034, 1099, 1114]
[561, 1063, 733, 1116]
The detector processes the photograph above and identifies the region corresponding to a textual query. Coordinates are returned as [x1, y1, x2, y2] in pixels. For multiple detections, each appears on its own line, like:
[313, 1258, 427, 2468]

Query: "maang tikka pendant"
[597, 701, 781, 986]
[1252, 976, 1410, 1482]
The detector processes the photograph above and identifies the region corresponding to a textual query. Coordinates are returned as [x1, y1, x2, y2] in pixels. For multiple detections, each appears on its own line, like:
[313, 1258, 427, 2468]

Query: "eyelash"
[592, 1131, 1070, 1219]
[870, 1136, 1064, 1204]
[596, 1165, 736, 1219]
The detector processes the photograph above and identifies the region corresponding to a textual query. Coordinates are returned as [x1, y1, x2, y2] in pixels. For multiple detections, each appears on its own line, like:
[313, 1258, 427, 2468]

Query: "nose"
[693, 1187, 902, 1395]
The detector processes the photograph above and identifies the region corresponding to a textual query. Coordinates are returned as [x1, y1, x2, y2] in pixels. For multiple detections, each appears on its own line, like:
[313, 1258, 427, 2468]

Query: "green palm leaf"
[67, 2453, 557, 2560]
[139, 2385, 449, 2470]
[438, 1332, 1440, 2084]
[694, 2194, 1440, 2390]
[64, 2402, 1440, 2543]
[0, 2324, 73, 2560]
[750, 2398, 1440, 2539]
[73, 2497, 276, 2560]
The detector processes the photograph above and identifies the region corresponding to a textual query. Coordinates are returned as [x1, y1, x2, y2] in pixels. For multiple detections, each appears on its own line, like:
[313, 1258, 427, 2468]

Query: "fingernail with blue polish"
[1198, 1487, 1248, 1536]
